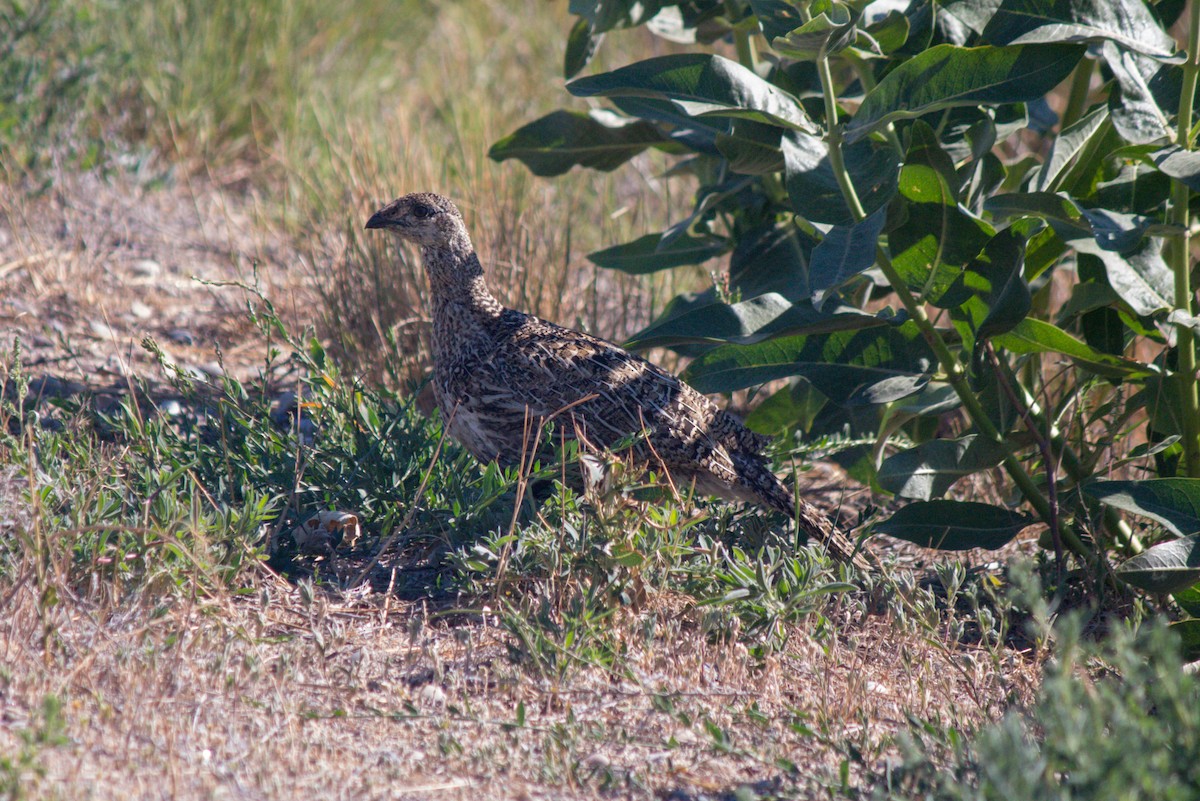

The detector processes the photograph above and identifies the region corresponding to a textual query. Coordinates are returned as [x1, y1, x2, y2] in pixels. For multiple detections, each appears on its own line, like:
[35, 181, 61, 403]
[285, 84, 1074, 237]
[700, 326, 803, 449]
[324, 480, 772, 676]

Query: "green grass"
[5, 2, 1200, 799]
[2, 299, 857, 643]
[7, 305, 1197, 800]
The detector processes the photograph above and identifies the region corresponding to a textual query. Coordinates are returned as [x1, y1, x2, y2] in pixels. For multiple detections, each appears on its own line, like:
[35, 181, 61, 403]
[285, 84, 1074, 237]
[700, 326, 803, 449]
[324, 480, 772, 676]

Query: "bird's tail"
[760, 480, 876, 571]
[794, 497, 877, 572]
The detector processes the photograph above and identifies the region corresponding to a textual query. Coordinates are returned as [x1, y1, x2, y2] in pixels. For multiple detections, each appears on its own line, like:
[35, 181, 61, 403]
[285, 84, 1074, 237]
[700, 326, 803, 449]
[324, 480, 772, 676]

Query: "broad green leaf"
[986, 194, 1169, 309]
[1022, 224, 1068, 281]
[489, 110, 668, 176]
[987, 191, 1159, 253]
[564, 17, 602, 79]
[1152, 145, 1200, 191]
[1170, 619, 1200, 663]
[1056, 281, 1122, 322]
[744, 0, 801, 41]
[1088, 163, 1172, 214]
[1068, 235, 1172, 316]
[1114, 534, 1200, 594]
[749, 0, 806, 41]
[862, 9, 910, 55]
[610, 96, 725, 152]
[588, 232, 728, 274]
[961, 151, 1008, 216]
[567, 53, 817, 132]
[625, 292, 881, 349]
[645, 6, 701, 44]
[569, 0, 667, 34]
[1081, 305, 1124, 356]
[1032, 105, 1109, 192]
[930, 105, 1029, 164]
[873, 500, 1032, 550]
[985, 190, 1084, 227]
[1143, 375, 1187, 440]
[773, 5, 858, 61]
[660, 174, 755, 247]
[1085, 478, 1200, 536]
[981, 0, 1178, 61]
[1103, 42, 1172, 144]
[879, 435, 1009, 501]
[728, 223, 817, 302]
[949, 229, 1031, 352]
[684, 321, 934, 405]
[626, 288, 718, 355]
[716, 119, 784, 174]
[889, 163, 995, 304]
[905, 120, 959, 186]
[782, 131, 899, 225]
[1055, 113, 1126, 198]
[1174, 585, 1200, 616]
[845, 44, 1083, 142]
[744, 380, 827, 435]
[994, 318, 1156, 377]
[1075, 207, 1158, 253]
[809, 207, 886, 306]
[938, 0, 1002, 35]
[944, 17, 980, 48]
[887, 382, 963, 418]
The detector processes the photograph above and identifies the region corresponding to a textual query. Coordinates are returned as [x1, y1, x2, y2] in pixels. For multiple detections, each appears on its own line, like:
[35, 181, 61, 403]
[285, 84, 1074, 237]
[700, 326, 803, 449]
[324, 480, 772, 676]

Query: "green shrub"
[493, 0, 1200, 603]
[877, 617, 1200, 801]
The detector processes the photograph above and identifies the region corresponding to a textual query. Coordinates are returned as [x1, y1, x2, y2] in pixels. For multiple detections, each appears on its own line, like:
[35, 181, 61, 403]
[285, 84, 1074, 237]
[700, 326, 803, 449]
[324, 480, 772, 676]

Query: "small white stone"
[130, 301, 153, 319]
[672, 728, 698, 745]
[418, 684, 447, 709]
[131, 259, 162, 278]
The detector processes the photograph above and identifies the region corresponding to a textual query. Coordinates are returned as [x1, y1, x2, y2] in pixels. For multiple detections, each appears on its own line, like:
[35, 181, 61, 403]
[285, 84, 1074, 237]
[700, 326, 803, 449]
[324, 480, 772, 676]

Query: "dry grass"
[282, 0, 700, 384]
[0, 567, 1038, 800]
[0, 3, 1061, 799]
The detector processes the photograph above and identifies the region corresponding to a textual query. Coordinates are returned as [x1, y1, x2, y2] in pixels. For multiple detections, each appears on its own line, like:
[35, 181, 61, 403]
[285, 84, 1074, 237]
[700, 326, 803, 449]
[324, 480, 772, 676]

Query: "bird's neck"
[422, 237, 504, 319]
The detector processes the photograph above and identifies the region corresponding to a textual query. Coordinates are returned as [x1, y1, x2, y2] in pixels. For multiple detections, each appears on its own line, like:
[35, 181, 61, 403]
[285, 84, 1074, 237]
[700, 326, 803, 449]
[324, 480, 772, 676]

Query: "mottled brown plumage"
[366, 192, 872, 570]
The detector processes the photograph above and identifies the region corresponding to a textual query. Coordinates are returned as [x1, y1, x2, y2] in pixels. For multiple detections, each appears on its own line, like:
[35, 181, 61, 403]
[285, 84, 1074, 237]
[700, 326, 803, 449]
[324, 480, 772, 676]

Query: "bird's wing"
[480, 312, 763, 456]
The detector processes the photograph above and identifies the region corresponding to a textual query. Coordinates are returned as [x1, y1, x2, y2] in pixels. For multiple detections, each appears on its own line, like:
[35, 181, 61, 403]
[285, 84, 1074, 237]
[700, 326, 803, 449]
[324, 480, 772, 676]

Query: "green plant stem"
[843, 51, 904, 155]
[1060, 58, 1094, 130]
[988, 355, 1142, 552]
[812, 43, 1081, 556]
[816, 58, 865, 219]
[728, 2, 759, 71]
[1171, 4, 1200, 478]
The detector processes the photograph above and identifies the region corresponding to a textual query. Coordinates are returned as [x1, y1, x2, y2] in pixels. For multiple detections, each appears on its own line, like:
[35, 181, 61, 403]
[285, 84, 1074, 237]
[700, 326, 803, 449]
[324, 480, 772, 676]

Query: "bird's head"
[365, 192, 465, 248]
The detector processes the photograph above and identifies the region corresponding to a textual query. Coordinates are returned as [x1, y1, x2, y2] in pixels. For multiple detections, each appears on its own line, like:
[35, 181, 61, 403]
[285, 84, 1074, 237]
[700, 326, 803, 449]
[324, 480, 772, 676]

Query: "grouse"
[366, 192, 873, 570]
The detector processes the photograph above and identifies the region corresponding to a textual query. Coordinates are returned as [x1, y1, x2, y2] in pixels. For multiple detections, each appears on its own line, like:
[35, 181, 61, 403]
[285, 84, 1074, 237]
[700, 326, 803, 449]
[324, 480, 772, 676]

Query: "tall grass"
[1, 0, 696, 383]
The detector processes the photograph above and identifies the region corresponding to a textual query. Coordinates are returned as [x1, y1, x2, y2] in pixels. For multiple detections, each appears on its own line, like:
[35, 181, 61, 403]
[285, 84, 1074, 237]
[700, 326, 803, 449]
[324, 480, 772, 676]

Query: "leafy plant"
[873, 616, 1200, 801]
[492, 0, 1200, 601]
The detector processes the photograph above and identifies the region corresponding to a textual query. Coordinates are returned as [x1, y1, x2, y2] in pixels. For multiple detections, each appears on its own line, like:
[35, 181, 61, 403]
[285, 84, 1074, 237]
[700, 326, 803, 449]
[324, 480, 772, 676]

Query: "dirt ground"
[0, 169, 1041, 800]
[1, 168, 305, 394]
[0, 570, 1036, 801]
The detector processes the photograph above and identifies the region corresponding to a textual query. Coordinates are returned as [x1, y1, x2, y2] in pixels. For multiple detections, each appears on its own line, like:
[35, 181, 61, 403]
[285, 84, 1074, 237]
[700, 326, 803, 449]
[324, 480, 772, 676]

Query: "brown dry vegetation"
[1, 1, 1054, 799]
[0, 567, 1039, 800]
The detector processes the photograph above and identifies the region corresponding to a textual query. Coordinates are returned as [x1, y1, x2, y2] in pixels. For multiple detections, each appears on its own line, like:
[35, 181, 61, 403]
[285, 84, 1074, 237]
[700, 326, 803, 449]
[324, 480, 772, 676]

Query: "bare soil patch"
[0, 570, 1038, 800]
[1, 169, 1042, 799]
[1, 168, 305, 392]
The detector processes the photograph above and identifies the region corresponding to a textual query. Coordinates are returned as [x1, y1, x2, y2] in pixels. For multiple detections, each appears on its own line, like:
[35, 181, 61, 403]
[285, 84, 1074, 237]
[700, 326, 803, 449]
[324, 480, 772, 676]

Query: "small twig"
[0, 249, 61, 281]
[984, 343, 1064, 579]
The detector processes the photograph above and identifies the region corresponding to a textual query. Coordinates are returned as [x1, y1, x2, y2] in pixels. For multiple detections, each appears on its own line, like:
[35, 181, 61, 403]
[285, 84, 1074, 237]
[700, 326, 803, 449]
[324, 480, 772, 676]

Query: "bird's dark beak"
[365, 210, 389, 230]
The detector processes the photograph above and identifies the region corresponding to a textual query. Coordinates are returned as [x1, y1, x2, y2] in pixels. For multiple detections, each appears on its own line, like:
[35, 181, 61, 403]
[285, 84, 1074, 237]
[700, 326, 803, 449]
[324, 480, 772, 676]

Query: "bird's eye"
[412, 203, 436, 220]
